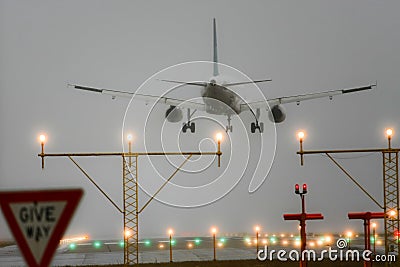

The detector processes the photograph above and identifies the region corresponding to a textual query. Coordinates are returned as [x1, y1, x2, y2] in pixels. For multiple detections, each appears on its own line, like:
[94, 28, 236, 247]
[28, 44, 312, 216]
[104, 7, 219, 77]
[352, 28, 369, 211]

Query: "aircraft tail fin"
[213, 18, 219, 76]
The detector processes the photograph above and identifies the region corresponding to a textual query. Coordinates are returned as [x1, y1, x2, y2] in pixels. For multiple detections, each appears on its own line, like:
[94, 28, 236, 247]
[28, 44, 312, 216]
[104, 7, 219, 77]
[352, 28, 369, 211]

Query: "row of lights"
[296, 128, 394, 142]
[38, 132, 224, 145]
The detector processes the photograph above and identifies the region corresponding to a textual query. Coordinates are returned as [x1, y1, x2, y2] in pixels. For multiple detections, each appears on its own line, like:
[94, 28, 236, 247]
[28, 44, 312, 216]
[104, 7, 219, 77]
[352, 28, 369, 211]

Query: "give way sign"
[0, 189, 83, 267]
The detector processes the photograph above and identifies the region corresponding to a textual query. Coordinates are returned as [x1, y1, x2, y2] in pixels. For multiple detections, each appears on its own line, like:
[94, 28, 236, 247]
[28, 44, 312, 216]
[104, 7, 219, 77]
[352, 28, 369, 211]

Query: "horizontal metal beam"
[298, 148, 400, 155]
[39, 152, 219, 157]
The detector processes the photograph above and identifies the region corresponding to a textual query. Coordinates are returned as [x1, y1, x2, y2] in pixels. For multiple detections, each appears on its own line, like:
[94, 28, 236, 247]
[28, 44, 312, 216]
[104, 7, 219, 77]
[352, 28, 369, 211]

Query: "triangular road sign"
[0, 189, 83, 267]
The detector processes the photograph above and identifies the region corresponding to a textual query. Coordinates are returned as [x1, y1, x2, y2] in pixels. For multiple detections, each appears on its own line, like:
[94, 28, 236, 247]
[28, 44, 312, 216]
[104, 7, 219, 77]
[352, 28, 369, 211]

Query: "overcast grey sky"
[1, 0, 400, 240]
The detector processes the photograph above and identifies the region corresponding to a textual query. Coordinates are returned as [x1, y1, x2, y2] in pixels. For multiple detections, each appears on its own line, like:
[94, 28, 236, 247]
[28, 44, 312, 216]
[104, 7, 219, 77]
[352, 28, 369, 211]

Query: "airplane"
[69, 19, 376, 133]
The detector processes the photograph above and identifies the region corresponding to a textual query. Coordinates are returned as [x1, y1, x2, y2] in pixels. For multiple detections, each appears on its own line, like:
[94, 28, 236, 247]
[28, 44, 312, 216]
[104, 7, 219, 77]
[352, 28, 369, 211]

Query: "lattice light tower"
[38, 133, 222, 265]
[383, 129, 399, 254]
[297, 129, 400, 256]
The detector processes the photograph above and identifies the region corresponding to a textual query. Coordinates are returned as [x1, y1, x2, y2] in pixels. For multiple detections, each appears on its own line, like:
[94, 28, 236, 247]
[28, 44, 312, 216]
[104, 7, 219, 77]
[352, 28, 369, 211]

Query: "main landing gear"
[182, 109, 196, 133]
[250, 108, 263, 133]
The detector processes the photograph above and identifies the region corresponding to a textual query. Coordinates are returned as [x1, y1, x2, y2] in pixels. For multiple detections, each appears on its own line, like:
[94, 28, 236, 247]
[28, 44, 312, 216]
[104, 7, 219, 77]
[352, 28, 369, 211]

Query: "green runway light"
[194, 238, 201, 245]
[270, 237, 277, 243]
[219, 238, 226, 243]
[119, 240, 125, 247]
[171, 239, 176, 245]
[244, 237, 251, 243]
[145, 240, 151, 246]
[93, 241, 102, 248]
[69, 243, 76, 250]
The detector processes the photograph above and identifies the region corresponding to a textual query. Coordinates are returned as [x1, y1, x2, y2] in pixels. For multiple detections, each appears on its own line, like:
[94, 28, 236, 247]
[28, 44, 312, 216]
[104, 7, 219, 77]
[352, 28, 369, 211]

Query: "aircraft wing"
[240, 84, 376, 111]
[69, 84, 206, 111]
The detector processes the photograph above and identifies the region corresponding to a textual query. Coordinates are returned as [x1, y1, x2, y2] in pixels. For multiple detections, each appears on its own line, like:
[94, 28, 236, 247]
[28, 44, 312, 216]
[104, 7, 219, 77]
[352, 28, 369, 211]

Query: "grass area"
[0, 240, 15, 248]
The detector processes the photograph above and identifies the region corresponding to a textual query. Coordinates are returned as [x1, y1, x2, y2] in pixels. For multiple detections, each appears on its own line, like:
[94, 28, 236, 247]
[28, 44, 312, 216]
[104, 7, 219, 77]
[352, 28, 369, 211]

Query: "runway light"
[68, 243, 77, 250]
[282, 240, 288, 245]
[217, 242, 223, 247]
[119, 240, 125, 248]
[317, 240, 323, 246]
[219, 238, 226, 243]
[262, 239, 268, 245]
[145, 240, 151, 246]
[171, 240, 176, 245]
[93, 241, 102, 249]
[187, 243, 193, 249]
[194, 238, 201, 245]
[159, 243, 165, 249]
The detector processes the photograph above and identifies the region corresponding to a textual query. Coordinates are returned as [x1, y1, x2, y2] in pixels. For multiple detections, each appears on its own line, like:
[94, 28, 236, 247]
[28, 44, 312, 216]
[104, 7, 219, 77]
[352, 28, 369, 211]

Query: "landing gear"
[251, 121, 264, 133]
[250, 108, 264, 133]
[225, 115, 233, 132]
[182, 122, 195, 133]
[182, 108, 196, 133]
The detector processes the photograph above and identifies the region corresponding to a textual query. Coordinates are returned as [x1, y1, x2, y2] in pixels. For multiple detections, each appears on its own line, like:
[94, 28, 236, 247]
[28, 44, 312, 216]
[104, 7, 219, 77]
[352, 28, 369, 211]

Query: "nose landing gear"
[182, 109, 196, 133]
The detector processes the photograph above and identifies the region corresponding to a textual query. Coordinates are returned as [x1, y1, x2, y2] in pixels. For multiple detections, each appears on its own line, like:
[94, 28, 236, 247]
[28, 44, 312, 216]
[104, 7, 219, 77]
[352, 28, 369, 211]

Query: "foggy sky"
[1, 0, 400, 240]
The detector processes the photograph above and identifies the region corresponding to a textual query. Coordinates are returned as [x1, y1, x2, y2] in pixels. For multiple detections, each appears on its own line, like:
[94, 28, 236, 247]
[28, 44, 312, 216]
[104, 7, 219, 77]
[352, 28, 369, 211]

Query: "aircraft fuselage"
[201, 78, 241, 116]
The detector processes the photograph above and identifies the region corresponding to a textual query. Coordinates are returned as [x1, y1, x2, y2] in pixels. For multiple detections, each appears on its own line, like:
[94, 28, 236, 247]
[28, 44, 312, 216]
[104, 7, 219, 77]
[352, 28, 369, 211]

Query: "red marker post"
[284, 184, 323, 267]
[348, 212, 385, 267]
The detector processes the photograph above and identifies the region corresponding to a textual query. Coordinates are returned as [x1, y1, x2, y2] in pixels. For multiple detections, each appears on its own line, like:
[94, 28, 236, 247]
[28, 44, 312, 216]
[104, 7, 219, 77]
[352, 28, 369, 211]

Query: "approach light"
[372, 223, 377, 229]
[39, 134, 46, 144]
[295, 184, 300, 194]
[255, 226, 260, 232]
[124, 230, 132, 238]
[168, 229, 174, 235]
[127, 134, 133, 142]
[386, 128, 393, 138]
[389, 210, 397, 218]
[216, 133, 223, 142]
[297, 131, 305, 141]
[211, 227, 217, 234]
[302, 183, 308, 194]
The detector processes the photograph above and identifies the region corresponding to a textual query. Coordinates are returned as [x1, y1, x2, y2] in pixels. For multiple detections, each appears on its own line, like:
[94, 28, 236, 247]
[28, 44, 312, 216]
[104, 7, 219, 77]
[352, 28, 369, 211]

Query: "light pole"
[297, 131, 305, 165]
[372, 223, 377, 255]
[255, 226, 260, 258]
[386, 129, 393, 149]
[39, 134, 46, 169]
[295, 183, 307, 267]
[346, 231, 353, 249]
[216, 133, 223, 167]
[168, 229, 173, 263]
[211, 227, 217, 261]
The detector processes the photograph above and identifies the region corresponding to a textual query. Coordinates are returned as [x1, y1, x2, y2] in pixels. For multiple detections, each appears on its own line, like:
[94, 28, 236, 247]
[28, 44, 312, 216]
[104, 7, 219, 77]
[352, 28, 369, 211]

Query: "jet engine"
[268, 105, 286, 123]
[165, 105, 183, 123]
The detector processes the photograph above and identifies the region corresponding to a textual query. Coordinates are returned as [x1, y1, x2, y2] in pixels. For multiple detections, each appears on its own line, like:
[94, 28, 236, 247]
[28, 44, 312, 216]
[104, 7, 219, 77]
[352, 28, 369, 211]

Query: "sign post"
[0, 189, 83, 267]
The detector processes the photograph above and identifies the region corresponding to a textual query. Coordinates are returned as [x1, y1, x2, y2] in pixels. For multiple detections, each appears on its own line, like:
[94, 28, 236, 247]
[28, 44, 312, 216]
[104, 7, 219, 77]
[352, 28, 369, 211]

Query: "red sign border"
[0, 189, 83, 267]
